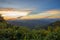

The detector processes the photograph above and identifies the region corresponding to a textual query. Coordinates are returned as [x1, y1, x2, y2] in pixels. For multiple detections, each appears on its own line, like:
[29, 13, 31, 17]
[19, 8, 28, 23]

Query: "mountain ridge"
[7, 18, 60, 28]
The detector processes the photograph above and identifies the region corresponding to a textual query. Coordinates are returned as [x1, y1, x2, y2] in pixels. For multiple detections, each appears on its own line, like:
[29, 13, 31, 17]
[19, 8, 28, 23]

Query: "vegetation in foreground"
[0, 14, 60, 40]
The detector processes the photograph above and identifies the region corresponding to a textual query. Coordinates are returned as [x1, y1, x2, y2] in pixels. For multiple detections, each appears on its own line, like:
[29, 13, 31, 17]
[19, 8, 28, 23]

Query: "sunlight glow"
[0, 11, 31, 18]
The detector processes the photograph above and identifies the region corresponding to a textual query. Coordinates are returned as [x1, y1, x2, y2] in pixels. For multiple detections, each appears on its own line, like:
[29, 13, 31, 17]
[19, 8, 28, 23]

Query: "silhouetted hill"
[49, 21, 60, 27]
[0, 14, 13, 28]
[0, 14, 5, 22]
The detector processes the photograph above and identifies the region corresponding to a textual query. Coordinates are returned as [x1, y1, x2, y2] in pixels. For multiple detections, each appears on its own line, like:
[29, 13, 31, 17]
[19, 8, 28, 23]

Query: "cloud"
[0, 8, 60, 20]
[36, 10, 60, 16]
[20, 10, 60, 20]
[0, 8, 32, 20]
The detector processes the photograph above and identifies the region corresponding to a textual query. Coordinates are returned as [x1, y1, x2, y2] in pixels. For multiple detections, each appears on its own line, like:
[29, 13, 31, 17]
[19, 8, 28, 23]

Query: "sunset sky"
[0, 0, 60, 20]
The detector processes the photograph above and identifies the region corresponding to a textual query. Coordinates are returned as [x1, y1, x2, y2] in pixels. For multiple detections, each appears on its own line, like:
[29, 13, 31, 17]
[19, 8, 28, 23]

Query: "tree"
[0, 14, 5, 22]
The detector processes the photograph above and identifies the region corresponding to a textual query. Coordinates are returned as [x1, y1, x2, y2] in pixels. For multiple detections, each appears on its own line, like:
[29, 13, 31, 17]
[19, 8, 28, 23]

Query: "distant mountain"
[49, 21, 60, 27]
[7, 18, 60, 28]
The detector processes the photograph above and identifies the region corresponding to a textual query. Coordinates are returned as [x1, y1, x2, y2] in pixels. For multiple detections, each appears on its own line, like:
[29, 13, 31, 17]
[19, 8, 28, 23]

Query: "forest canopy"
[0, 14, 60, 40]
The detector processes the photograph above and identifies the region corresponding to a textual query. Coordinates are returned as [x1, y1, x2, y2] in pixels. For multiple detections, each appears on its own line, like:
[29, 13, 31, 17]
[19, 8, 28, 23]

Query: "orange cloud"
[0, 8, 32, 20]
[0, 9, 60, 20]
[20, 15, 47, 20]
[37, 10, 60, 16]
[19, 10, 60, 20]
[3, 16, 17, 20]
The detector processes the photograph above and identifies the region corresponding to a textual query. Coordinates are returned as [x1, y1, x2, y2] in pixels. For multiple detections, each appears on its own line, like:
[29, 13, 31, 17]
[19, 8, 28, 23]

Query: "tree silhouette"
[0, 14, 5, 22]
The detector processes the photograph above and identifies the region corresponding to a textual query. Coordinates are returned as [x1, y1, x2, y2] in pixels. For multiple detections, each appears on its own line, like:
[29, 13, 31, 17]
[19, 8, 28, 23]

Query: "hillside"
[49, 21, 60, 27]
[0, 14, 12, 28]
[0, 14, 60, 40]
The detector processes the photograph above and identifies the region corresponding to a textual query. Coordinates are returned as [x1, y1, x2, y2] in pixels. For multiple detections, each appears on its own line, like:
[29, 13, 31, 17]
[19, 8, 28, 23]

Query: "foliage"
[0, 14, 60, 40]
[0, 21, 60, 40]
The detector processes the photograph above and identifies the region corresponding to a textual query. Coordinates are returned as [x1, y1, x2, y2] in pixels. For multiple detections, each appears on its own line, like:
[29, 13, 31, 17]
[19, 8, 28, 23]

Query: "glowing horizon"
[0, 9, 60, 20]
[20, 10, 60, 20]
[0, 10, 31, 18]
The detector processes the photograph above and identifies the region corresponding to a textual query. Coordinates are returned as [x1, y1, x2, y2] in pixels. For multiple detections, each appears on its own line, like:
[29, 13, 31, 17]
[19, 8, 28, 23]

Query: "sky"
[0, 0, 60, 20]
[0, 0, 60, 13]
